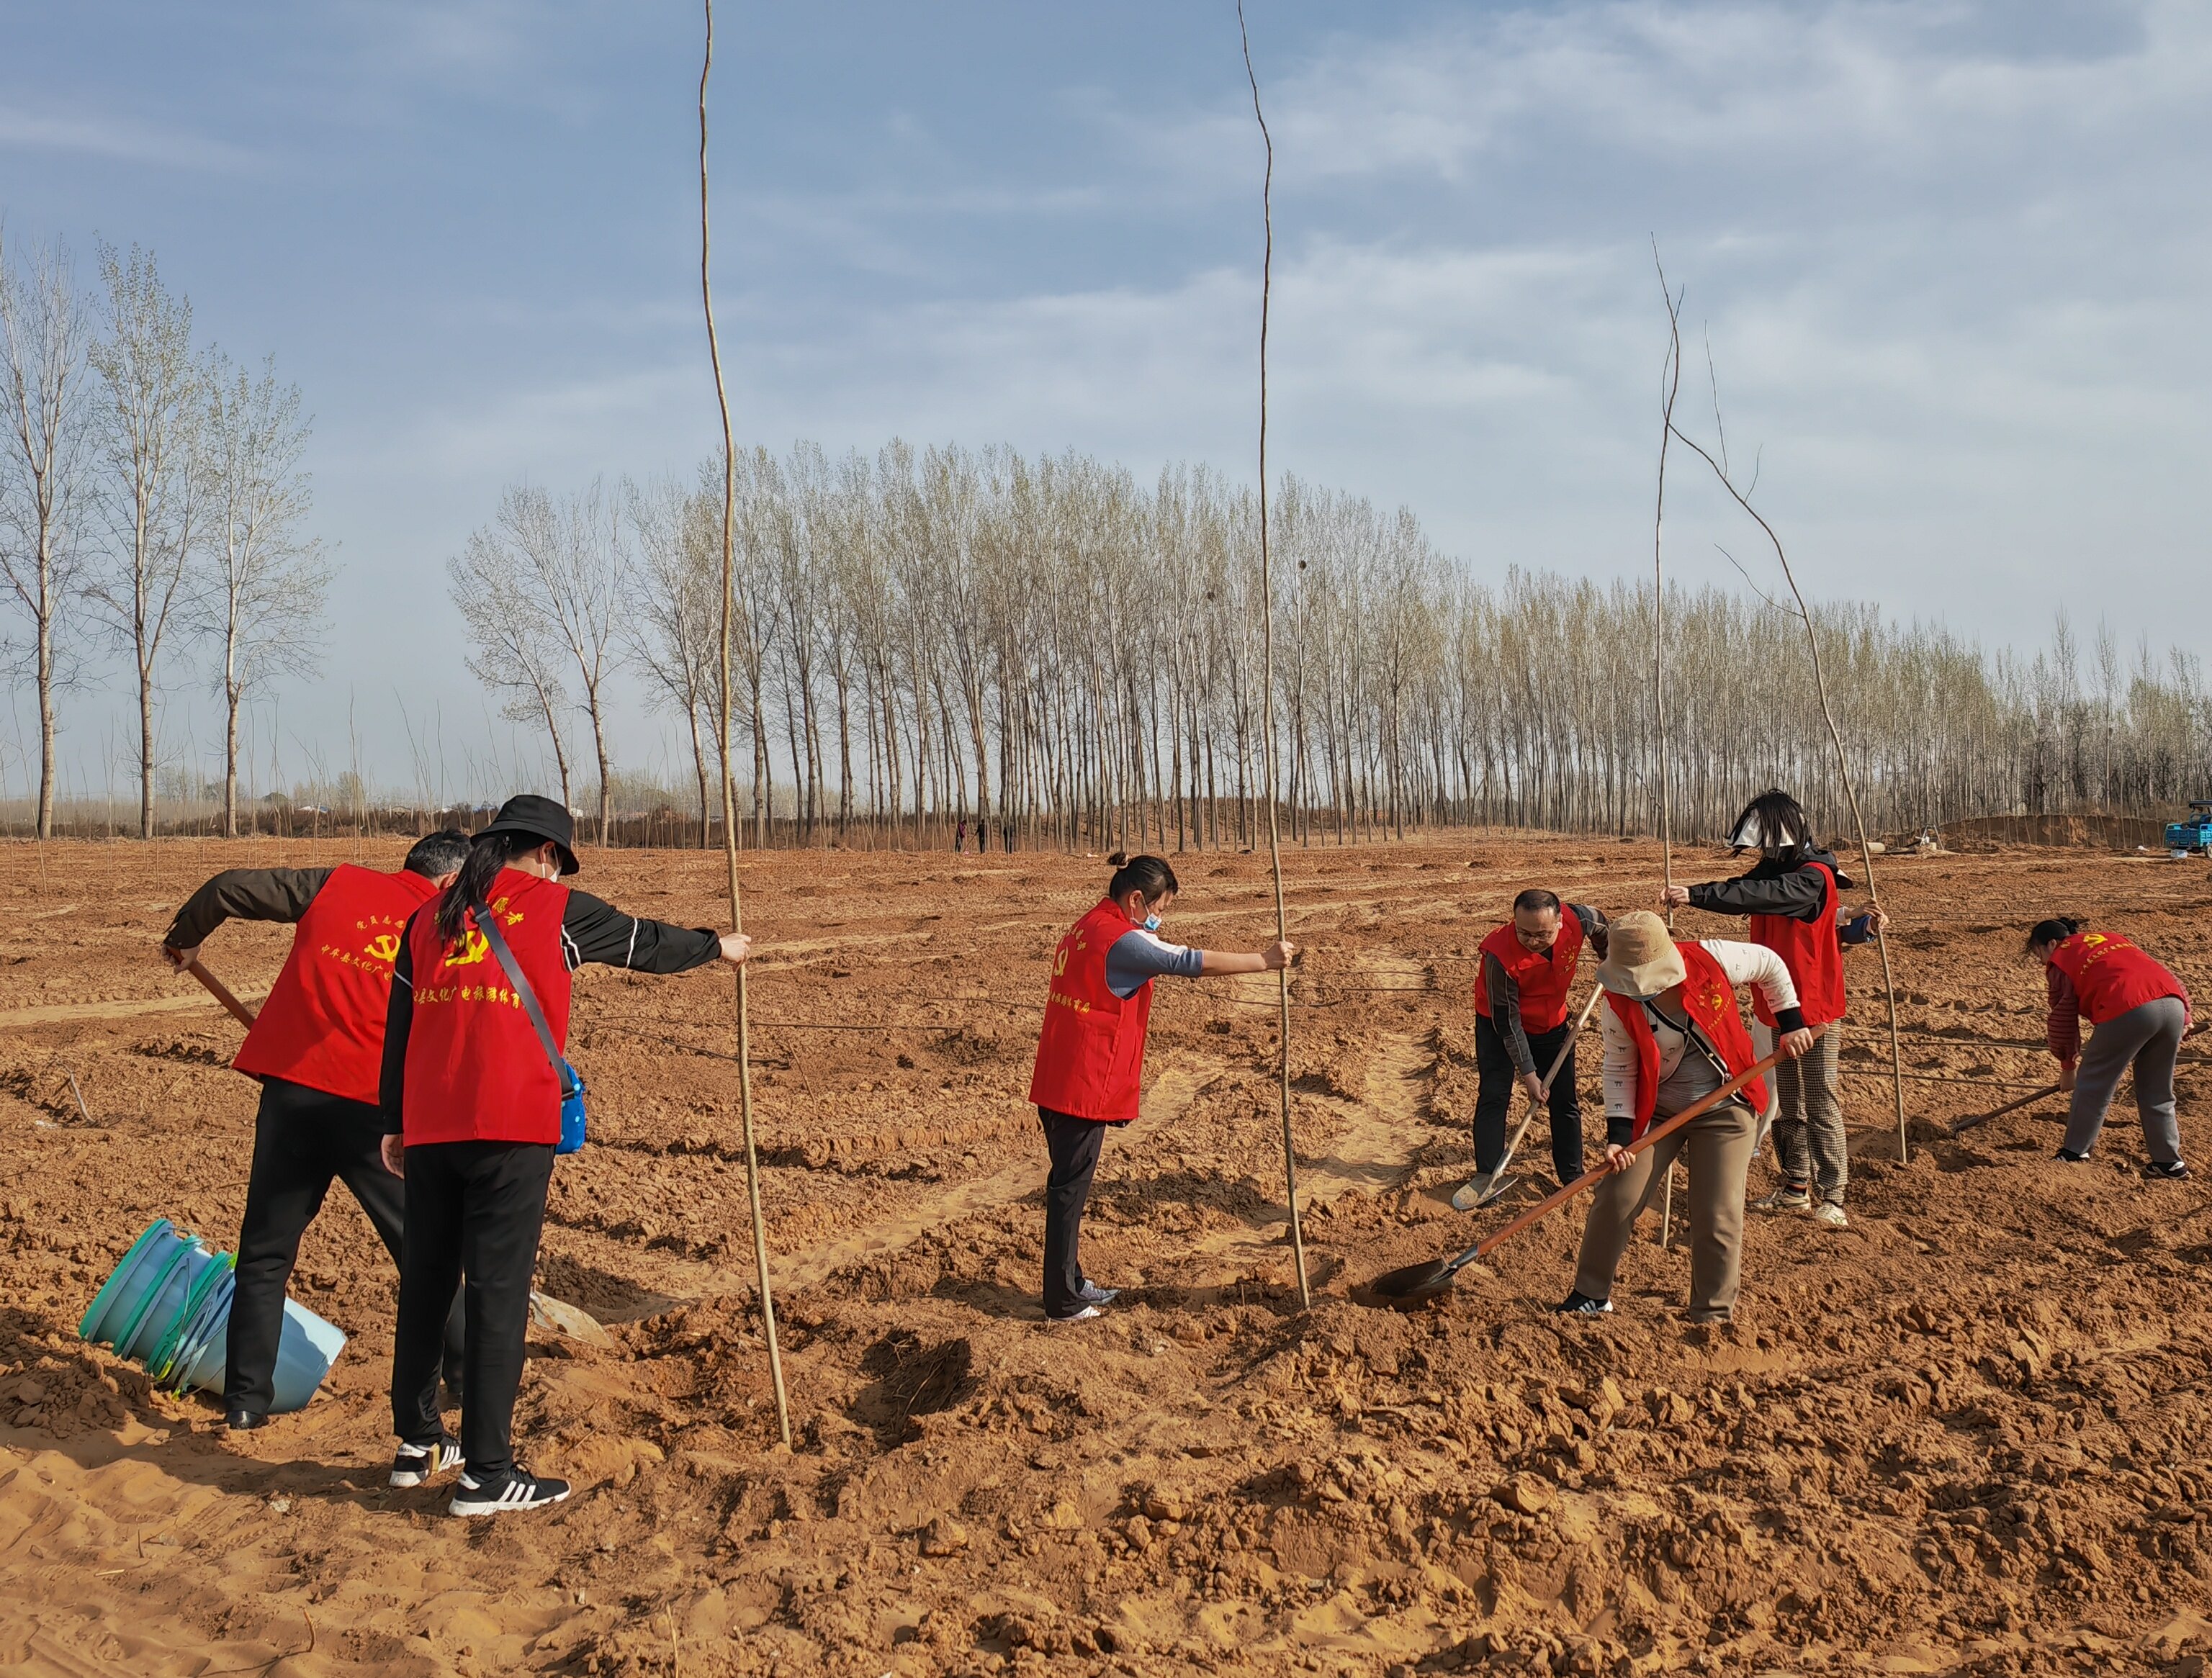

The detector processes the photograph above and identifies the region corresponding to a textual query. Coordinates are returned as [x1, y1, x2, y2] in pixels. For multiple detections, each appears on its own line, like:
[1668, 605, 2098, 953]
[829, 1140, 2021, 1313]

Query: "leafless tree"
[196, 351, 328, 836]
[0, 229, 94, 839]
[626, 472, 721, 845]
[448, 489, 574, 813]
[85, 243, 207, 839]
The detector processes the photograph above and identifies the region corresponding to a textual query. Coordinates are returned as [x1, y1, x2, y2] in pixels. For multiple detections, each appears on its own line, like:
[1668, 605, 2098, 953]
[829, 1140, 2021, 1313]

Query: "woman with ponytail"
[1026, 851, 1297, 1322]
[377, 794, 752, 1514]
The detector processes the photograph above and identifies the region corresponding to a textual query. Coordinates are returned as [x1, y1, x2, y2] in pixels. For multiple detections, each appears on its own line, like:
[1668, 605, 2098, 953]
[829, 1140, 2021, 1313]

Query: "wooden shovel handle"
[186, 959, 258, 1028]
[1473, 1024, 1826, 1263]
[1949, 1082, 2062, 1137]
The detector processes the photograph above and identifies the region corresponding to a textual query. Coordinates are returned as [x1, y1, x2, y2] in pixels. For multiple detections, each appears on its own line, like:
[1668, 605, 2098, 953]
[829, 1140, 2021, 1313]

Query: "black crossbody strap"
[471, 898, 578, 1095]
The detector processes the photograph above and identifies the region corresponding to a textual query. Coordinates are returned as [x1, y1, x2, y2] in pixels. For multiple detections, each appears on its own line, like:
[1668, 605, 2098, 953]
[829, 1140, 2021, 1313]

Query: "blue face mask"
[1143, 912, 1162, 932]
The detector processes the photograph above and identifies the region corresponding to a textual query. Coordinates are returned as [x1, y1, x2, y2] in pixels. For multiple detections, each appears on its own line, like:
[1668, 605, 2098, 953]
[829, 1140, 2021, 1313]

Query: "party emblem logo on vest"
[318, 911, 419, 978]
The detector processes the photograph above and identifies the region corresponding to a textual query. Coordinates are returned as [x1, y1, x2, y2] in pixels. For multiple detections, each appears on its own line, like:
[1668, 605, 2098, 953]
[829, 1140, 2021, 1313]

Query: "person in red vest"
[161, 831, 473, 1433]
[2029, 918, 2192, 1178]
[1027, 852, 1296, 1323]
[1450, 890, 1608, 1210]
[1660, 789, 1884, 1230]
[377, 795, 752, 1515]
[1559, 910, 1812, 1324]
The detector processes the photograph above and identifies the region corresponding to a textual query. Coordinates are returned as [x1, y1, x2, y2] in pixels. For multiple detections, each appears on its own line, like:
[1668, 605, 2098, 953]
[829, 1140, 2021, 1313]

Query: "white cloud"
[0, 102, 259, 171]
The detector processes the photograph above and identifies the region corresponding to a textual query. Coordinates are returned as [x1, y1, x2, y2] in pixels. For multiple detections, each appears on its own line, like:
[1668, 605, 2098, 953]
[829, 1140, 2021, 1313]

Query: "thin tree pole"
[1654, 247, 1683, 1247]
[1668, 412, 1912, 1165]
[701, 0, 791, 1445]
[1238, 0, 1310, 1310]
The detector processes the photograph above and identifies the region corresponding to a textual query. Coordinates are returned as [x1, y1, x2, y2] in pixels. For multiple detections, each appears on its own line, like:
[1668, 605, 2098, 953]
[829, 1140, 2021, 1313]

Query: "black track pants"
[226, 1077, 462, 1415]
[1472, 1014, 1583, 1186]
[390, 1138, 554, 1475]
[1039, 1108, 1123, 1319]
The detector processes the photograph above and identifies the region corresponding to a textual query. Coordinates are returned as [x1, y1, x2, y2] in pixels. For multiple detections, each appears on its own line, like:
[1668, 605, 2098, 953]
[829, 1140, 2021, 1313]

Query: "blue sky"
[4, 1, 2209, 800]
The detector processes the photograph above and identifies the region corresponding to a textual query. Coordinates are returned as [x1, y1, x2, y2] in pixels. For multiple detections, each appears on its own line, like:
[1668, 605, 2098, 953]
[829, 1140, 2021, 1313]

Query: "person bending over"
[2028, 917, 2191, 1179]
[1451, 889, 1608, 1209]
[1028, 852, 1296, 1323]
[161, 831, 472, 1431]
[1558, 910, 1811, 1325]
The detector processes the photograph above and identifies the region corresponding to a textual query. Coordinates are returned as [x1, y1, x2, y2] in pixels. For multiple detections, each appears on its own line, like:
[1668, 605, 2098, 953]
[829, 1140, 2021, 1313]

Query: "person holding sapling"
[160, 829, 473, 1433]
[1558, 910, 1812, 1325]
[377, 795, 752, 1515]
[2028, 918, 2191, 1178]
[1451, 889, 1608, 1210]
[1027, 851, 1297, 1323]
[1660, 789, 1884, 1230]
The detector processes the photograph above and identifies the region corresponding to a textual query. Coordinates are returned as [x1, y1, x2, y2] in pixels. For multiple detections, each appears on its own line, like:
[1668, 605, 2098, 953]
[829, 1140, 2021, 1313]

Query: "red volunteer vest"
[1474, 912, 1584, 1033]
[1749, 860, 1845, 1029]
[1028, 900, 1156, 1122]
[400, 869, 572, 1146]
[2048, 932, 2188, 1027]
[1607, 942, 1768, 1140]
[233, 863, 439, 1105]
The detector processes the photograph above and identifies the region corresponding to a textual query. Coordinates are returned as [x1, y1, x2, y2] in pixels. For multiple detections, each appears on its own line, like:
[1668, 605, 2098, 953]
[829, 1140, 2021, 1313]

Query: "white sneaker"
[1046, 1305, 1103, 1323]
[1810, 1201, 1848, 1229]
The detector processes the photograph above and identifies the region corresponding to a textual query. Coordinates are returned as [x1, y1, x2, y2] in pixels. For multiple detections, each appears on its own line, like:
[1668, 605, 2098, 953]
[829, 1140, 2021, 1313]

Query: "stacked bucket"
[78, 1219, 346, 1413]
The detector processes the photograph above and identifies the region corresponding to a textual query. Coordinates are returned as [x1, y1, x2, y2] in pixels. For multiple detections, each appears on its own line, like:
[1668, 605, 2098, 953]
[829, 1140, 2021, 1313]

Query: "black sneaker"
[1554, 1291, 1614, 1316]
[2144, 1160, 2192, 1181]
[1074, 1281, 1120, 1308]
[2054, 1147, 2091, 1163]
[450, 1465, 572, 1516]
[390, 1433, 463, 1488]
[223, 1409, 269, 1432]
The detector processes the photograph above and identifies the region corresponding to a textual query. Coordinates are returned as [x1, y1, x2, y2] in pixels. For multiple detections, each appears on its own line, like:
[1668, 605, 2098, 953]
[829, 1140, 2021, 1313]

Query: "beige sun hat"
[1592, 909, 1686, 1001]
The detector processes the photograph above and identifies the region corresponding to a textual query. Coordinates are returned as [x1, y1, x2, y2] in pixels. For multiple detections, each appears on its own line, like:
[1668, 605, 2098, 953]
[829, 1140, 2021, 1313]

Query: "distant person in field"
[1027, 852, 1297, 1322]
[1558, 909, 1812, 1324]
[1660, 790, 1884, 1230]
[378, 795, 755, 1515]
[1450, 890, 1609, 1210]
[2028, 918, 2191, 1178]
[161, 831, 472, 1433]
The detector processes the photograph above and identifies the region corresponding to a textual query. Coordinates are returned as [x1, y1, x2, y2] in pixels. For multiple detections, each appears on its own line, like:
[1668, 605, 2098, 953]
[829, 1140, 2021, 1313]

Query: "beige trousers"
[1571, 1100, 1755, 1322]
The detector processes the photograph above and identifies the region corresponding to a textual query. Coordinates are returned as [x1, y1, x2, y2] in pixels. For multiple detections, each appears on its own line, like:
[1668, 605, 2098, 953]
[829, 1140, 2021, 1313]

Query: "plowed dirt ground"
[4, 834, 2211, 1677]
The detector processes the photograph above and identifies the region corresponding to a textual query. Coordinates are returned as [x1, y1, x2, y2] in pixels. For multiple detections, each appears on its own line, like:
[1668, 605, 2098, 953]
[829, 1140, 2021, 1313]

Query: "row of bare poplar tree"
[447, 439, 2212, 852]
[0, 234, 326, 840]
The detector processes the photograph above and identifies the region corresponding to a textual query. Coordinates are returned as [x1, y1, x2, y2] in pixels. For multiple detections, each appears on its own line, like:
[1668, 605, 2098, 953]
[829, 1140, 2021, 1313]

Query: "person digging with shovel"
[1450, 890, 1609, 1212]
[160, 830, 474, 1433]
[1027, 852, 1296, 1323]
[2029, 918, 2192, 1179]
[1557, 910, 1813, 1324]
[1659, 789, 1884, 1230]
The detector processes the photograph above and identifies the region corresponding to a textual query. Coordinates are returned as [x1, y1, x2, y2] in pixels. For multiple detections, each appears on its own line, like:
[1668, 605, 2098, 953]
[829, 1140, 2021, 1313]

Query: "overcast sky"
[4, 1, 2208, 803]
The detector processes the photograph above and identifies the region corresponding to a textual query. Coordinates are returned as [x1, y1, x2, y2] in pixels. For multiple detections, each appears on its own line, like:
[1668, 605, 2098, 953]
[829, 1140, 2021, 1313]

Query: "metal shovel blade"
[1369, 1254, 1468, 1304]
[1474, 1172, 1519, 1209]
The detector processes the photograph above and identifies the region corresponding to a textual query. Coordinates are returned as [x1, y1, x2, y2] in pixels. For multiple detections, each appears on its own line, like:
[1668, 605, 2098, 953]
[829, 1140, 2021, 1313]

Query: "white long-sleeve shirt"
[1600, 939, 1800, 1126]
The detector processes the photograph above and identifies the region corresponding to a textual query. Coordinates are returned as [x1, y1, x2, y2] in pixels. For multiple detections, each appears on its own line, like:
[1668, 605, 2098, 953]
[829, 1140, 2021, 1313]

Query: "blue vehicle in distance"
[2168, 801, 2212, 858]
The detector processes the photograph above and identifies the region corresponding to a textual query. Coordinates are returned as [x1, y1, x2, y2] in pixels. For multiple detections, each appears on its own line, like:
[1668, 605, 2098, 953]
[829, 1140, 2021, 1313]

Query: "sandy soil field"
[4, 832, 2211, 1677]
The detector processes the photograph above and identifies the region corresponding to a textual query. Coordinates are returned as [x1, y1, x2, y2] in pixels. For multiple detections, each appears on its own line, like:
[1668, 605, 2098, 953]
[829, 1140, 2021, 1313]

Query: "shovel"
[1452, 986, 1604, 1211]
[186, 958, 258, 1028]
[1372, 1027, 1821, 1306]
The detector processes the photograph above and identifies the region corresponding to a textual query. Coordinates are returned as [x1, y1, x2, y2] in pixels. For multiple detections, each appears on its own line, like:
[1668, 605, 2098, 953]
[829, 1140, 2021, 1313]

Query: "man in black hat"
[377, 794, 755, 1515]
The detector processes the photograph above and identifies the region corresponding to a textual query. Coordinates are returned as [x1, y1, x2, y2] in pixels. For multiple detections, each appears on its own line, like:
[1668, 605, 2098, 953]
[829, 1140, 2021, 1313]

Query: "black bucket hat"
[475, 793, 580, 876]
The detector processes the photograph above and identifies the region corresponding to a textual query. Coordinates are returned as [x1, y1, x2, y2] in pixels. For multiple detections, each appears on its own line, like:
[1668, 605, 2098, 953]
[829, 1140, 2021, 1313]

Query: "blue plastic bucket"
[80, 1220, 348, 1414]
